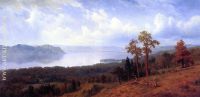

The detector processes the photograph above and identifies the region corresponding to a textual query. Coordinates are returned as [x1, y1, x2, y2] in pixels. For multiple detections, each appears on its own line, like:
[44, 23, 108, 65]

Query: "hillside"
[58, 64, 200, 97]
[94, 65, 200, 97]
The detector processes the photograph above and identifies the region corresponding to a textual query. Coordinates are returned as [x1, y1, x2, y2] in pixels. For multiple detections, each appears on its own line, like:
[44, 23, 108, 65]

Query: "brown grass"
[94, 65, 200, 97]
[61, 83, 117, 97]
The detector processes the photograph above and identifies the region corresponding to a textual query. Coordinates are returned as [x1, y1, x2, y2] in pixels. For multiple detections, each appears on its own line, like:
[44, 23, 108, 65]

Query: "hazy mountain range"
[0, 44, 65, 64]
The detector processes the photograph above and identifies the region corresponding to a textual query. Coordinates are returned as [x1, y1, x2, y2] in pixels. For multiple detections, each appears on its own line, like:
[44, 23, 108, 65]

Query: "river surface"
[5, 46, 131, 69]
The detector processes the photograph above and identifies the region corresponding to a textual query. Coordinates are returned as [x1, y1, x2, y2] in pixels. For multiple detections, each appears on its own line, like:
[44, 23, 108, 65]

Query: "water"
[5, 46, 131, 69]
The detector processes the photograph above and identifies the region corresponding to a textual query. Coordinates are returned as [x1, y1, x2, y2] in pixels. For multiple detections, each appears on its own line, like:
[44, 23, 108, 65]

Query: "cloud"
[180, 15, 200, 38]
[0, 7, 39, 45]
[153, 13, 177, 34]
[0, 0, 200, 46]
[82, 9, 143, 46]
[87, 9, 141, 34]
[90, 9, 108, 24]
[0, 0, 83, 9]
[152, 13, 200, 45]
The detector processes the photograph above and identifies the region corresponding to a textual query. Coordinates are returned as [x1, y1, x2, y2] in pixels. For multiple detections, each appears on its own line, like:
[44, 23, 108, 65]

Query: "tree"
[71, 80, 77, 91]
[138, 31, 160, 77]
[155, 55, 165, 69]
[126, 40, 142, 78]
[112, 67, 124, 84]
[101, 75, 106, 83]
[175, 40, 193, 68]
[124, 57, 132, 80]
[162, 52, 173, 68]
[77, 81, 81, 87]
[155, 52, 173, 69]
[27, 86, 35, 97]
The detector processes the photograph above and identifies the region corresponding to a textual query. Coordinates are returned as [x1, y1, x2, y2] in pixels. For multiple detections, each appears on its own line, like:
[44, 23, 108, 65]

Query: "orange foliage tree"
[138, 31, 159, 77]
[126, 39, 142, 78]
[175, 40, 193, 68]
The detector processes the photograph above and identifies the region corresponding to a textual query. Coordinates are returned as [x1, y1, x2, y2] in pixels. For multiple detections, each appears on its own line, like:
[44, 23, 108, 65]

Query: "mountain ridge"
[0, 44, 65, 64]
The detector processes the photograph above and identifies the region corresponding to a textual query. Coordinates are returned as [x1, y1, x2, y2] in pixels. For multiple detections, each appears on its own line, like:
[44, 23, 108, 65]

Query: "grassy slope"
[60, 64, 200, 97]
[94, 65, 200, 97]
[61, 83, 118, 97]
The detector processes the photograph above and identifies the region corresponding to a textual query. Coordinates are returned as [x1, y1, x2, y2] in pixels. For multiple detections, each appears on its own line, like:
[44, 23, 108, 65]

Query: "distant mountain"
[100, 59, 122, 64]
[0, 44, 65, 64]
[60, 46, 125, 53]
[152, 45, 199, 54]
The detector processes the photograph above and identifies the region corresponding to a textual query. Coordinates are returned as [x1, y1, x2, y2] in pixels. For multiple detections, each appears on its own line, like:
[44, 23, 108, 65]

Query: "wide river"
[6, 46, 131, 69]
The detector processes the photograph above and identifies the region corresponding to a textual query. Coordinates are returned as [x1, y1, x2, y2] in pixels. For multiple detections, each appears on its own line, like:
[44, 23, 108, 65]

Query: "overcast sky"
[0, 0, 200, 46]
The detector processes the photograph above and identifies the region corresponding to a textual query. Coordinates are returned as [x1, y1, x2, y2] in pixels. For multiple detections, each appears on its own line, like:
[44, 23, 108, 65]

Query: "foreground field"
[62, 64, 200, 97]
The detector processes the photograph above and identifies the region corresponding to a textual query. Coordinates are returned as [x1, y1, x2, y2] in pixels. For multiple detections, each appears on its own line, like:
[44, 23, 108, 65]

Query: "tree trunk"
[127, 72, 130, 80]
[145, 47, 149, 77]
[136, 55, 139, 78]
[181, 59, 184, 68]
[118, 76, 121, 84]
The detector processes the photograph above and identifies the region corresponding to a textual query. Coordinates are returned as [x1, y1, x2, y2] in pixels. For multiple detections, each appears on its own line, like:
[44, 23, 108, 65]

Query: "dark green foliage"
[26, 86, 36, 97]
[71, 80, 77, 91]
[37, 84, 61, 96]
[124, 57, 133, 80]
[101, 75, 106, 83]
[2, 63, 122, 85]
[65, 80, 81, 93]
[112, 67, 125, 84]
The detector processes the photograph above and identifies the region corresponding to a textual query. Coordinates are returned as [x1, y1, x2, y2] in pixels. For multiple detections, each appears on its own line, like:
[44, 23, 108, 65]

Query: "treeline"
[0, 62, 123, 97]
[0, 62, 124, 97]
[1, 62, 122, 84]
[0, 80, 81, 97]
[112, 31, 195, 83]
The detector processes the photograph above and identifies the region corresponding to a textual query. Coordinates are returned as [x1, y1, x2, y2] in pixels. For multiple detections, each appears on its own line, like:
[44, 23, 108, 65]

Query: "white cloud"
[1, 0, 199, 46]
[181, 15, 200, 36]
[87, 9, 140, 34]
[153, 13, 177, 34]
[151, 13, 200, 46]
[90, 9, 108, 24]
[41, 27, 72, 44]
[82, 9, 142, 45]
[26, 7, 42, 24]
[153, 13, 200, 37]
[110, 17, 121, 30]
[23, 7, 79, 45]
[66, 0, 83, 8]
[0, 0, 83, 9]
[154, 13, 167, 33]
[183, 16, 200, 30]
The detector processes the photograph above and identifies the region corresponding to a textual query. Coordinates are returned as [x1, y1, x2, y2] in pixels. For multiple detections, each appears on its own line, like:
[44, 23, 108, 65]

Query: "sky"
[0, 0, 200, 47]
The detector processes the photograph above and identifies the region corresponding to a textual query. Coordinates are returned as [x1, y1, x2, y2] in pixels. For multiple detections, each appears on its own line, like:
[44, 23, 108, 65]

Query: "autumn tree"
[175, 40, 193, 68]
[126, 40, 142, 78]
[138, 31, 160, 77]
